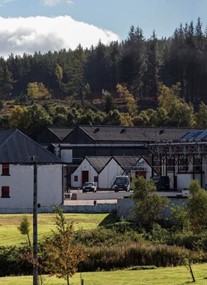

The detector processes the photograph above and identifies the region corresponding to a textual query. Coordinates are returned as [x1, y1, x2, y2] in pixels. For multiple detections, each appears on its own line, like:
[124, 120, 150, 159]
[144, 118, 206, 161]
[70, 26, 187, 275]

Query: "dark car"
[152, 175, 170, 191]
[112, 176, 130, 192]
[82, 182, 97, 193]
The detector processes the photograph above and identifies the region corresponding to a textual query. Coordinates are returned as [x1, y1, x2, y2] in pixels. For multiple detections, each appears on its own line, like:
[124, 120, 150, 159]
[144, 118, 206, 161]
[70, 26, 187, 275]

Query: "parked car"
[82, 182, 97, 193]
[152, 175, 170, 191]
[112, 176, 130, 192]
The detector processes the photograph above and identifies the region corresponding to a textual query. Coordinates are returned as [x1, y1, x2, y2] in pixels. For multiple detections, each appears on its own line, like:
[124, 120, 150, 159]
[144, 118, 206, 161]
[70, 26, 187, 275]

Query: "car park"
[82, 182, 97, 193]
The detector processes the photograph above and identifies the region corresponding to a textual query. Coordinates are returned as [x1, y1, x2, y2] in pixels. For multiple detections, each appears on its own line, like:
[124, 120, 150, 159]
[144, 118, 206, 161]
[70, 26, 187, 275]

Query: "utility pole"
[32, 157, 38, 285]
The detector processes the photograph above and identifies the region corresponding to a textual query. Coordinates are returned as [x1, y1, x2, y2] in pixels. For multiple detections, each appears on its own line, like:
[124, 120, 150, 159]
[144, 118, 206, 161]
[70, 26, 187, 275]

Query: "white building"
[71, 156, 153, 190]
[0, 129, 63, 211]
[71, 156, 111, 189]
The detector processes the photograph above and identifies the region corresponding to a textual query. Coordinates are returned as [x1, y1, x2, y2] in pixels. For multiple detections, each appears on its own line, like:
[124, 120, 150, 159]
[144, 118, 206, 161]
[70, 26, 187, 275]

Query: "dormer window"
[2, 163, 10, 176]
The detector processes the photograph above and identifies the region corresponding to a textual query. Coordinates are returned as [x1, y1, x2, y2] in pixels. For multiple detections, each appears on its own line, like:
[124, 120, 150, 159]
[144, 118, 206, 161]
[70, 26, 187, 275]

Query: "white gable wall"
[99, 158, 123, 189]
[38, 164, 63, 206]
[0, 164, 62, 209]
[71, 159, 97, 188]
[130, 158, 152, 180]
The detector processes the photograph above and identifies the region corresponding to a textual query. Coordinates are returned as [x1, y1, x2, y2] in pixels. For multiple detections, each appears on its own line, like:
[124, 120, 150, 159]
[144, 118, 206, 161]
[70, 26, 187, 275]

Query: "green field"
[0, 263, 207, 285]
[1, 213, 207, 284]
[0, 213, 109, 246]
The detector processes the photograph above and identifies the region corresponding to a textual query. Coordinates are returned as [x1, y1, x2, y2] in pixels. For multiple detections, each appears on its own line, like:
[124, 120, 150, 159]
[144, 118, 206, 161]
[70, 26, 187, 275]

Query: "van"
[112, 176, 130, 192]
[152, 175, 170, 191]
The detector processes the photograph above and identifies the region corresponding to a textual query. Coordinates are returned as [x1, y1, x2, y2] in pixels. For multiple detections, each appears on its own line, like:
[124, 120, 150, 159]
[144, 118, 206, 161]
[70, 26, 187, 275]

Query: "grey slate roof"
[85, 155, 153, 173]
[86, 156, 111, 173]
[75, 126, 199, 143]
[0, 129, 61, 163]
[48, 128, 73, 141]
[113, 156, 141, 170]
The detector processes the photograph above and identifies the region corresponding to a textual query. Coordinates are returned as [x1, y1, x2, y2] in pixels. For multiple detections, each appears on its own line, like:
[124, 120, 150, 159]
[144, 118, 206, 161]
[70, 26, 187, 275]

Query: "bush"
[74, 225, 144, 247]
[0, 246, 32, 276]
[166, 230, 207, 251]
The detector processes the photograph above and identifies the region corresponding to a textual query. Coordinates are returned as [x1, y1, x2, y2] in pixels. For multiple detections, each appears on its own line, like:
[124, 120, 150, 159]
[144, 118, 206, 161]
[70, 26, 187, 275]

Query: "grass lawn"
[0, 213, 110, 246]
[0, 263, 207, 285]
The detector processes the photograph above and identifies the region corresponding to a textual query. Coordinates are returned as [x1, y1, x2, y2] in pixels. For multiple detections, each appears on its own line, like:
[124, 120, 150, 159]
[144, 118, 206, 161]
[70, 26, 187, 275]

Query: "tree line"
[0, 18, 207, 136]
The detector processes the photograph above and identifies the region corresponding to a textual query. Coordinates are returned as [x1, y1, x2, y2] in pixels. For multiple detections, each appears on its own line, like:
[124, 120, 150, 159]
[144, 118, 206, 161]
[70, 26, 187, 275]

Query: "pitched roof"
[0, 129, 61, 163]
[74, 126, 199, 143]
[48, 128, 73, 141]
[86, 156, 111, 173]
[35, 127, 73, 144]
[179, 130, 207, 141]
[85, 155, 153, 173]
[113, 156, 141, 170]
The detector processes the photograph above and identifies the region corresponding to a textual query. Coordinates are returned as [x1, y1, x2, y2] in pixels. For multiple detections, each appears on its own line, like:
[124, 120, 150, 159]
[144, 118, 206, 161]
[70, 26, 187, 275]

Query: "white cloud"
[0, 16, 120, 58]
[42, 0, 73, 6]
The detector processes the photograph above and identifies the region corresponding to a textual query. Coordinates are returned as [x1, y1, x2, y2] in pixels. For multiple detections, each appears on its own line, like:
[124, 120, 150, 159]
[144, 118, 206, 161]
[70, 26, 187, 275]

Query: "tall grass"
[81, 241, 204, 271]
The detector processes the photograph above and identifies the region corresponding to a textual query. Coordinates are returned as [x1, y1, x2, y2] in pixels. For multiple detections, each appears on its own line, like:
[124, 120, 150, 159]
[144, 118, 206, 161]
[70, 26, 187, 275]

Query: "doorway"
[82, 171, 89, 186]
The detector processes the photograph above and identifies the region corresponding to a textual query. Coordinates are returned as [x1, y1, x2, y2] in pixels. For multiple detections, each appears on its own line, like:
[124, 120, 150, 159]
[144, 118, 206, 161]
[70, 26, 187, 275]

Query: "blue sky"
[0, 0, 206, 57]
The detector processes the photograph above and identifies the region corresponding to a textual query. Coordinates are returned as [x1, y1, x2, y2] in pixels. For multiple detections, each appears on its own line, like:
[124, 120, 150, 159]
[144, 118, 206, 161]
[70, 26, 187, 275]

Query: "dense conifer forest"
[0, 18, 207, 137]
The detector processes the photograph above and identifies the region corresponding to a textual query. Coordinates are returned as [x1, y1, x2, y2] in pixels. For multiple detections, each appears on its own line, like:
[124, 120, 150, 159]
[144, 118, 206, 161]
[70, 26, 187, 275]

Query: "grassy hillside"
[0, 213, 110, 246]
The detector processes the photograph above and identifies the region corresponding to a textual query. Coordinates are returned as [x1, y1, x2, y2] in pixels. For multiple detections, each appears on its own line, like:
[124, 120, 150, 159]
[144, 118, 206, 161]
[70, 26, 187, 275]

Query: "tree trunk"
[188, 262, 196, 282]
[27, 233, 31, 247]
[67, 273, 70, 285]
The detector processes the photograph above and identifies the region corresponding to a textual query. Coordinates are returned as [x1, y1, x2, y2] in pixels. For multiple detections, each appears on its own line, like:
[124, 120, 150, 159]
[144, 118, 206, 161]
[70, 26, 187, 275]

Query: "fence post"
[80, 274, 84, 285]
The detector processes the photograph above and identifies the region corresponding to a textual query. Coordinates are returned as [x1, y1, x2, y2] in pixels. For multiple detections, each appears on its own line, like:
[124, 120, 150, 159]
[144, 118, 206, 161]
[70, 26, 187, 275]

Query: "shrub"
[0, 246, 32, 276]
[74, 226, 144, 247]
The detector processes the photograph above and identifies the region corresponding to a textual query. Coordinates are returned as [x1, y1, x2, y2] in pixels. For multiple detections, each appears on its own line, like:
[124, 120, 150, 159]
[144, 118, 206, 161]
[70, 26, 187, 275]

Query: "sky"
[0, 0, 206, 58]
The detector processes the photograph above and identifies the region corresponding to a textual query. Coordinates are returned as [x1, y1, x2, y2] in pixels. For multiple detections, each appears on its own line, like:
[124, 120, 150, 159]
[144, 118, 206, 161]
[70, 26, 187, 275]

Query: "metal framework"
[148, 141, 207, 190]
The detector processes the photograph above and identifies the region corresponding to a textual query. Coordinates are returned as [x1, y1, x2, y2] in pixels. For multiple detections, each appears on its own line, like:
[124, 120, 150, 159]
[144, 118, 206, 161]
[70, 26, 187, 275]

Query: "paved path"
[64, 199, 117, 205]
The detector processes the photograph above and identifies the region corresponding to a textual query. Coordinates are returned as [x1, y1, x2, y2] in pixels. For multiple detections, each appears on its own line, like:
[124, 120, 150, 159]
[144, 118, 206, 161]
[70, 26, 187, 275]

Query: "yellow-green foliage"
[27, 82, 51, 99]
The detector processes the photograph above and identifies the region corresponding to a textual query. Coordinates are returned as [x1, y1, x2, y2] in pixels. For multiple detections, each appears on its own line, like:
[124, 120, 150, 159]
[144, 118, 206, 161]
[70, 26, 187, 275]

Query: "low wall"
[0, 203, 117, 214]
[117, 196, 187, 220]
[0, 196, 187, 215]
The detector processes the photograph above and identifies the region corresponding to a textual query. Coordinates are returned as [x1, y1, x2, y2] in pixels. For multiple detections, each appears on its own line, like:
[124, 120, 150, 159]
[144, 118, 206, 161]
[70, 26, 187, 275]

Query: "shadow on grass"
[98, 213, 118, 227]
[178, 281, 199, 285]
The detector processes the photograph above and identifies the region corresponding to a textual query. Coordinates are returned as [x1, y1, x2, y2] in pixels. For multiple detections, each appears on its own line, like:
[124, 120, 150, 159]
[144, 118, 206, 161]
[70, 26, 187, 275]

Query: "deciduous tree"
[17, 215, 31, 247]
[43, 207, 86, 285]
[9, 105, 29, 132]
[27, 82, 51, 100]
[116, 83, 138, 116]
[132, 176, 169, 229]
[187, 180, 207, 234]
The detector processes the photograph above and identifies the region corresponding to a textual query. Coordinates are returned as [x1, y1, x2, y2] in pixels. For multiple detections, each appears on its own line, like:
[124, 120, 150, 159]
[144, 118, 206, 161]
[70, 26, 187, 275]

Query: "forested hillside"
[0, 18, 207, 137]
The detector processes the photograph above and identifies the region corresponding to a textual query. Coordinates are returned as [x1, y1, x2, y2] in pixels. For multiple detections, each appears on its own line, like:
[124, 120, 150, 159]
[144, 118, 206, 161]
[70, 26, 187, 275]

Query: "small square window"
[1, 186, 10, 198]
[74, 175, 78, 182]
[94, 176, 98, 182]
[2, 164, 10, 176]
